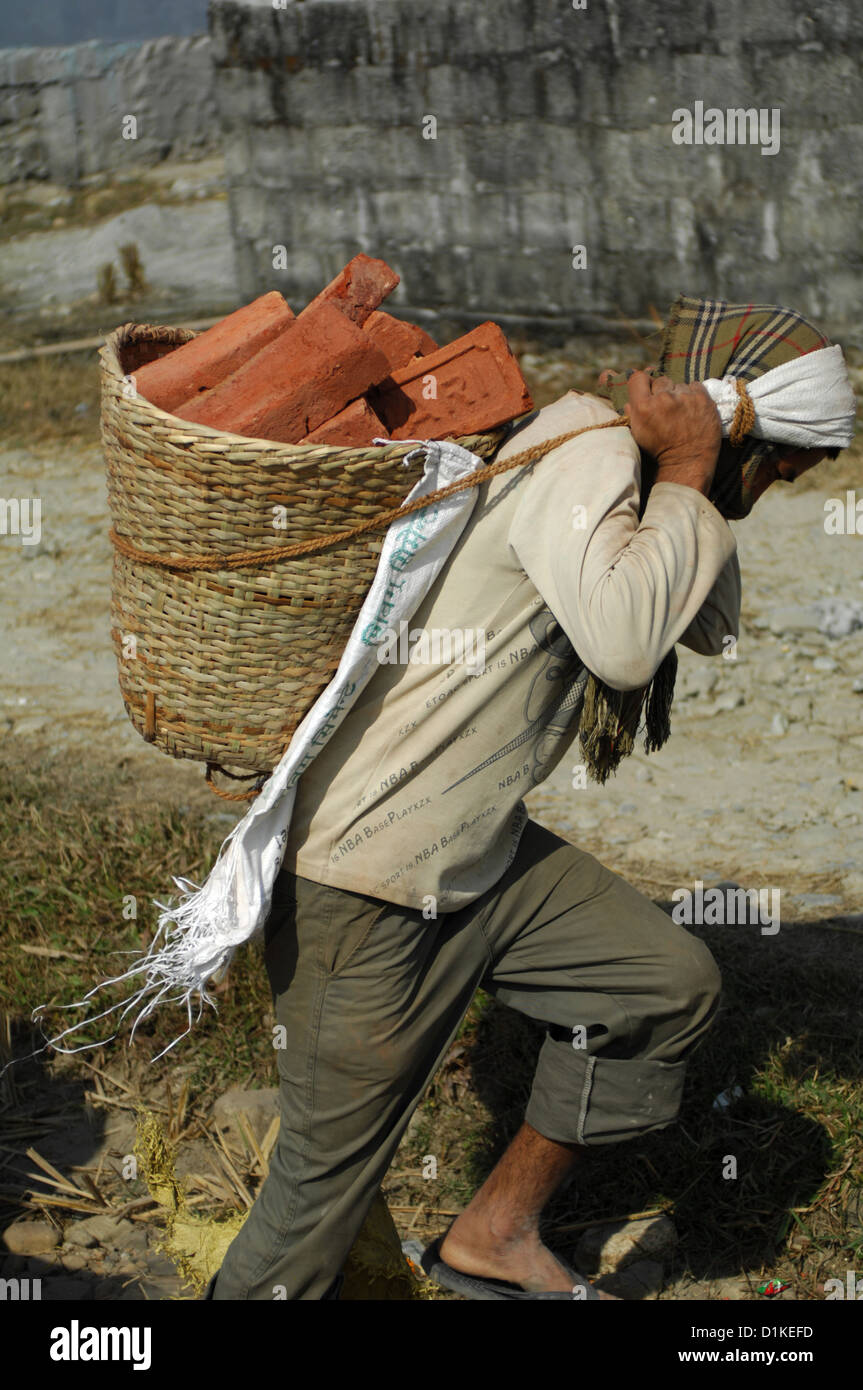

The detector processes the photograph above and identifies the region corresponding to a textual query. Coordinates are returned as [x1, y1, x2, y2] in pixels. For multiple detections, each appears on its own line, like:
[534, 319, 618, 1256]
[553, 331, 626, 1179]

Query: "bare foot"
[440, 1220, 620, 1300]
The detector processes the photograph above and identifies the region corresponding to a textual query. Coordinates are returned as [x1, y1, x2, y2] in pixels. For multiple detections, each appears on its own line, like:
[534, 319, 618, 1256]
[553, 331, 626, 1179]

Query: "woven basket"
[101, 320, 509, 779]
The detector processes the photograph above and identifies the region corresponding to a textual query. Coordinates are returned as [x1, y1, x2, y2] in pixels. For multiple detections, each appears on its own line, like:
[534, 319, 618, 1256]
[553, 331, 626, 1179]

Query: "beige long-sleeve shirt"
[282, 390, 740, 911]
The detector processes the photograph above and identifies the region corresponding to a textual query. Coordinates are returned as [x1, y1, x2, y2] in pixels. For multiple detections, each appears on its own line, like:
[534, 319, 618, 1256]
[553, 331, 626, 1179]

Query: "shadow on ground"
[462, 907, 862, 1293]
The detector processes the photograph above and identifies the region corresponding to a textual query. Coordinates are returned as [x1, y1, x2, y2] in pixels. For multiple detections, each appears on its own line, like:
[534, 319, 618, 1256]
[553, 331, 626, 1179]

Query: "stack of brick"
[131, 253, 533, 446]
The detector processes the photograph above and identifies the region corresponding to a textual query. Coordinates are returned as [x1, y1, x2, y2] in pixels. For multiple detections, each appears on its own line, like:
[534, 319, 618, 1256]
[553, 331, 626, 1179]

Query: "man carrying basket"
[202, 294, 855, 1300]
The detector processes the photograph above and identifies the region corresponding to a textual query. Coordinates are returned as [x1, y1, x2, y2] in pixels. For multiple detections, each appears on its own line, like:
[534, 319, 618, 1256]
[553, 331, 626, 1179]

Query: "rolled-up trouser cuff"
[525, 1033, 688, 1146]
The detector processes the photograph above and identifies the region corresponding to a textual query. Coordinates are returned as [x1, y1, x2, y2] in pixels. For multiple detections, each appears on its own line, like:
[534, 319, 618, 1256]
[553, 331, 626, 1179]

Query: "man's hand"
[622, 371, 722, 497]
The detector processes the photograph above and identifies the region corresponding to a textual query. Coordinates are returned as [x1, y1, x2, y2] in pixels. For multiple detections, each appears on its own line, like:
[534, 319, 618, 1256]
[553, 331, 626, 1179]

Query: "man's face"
[748, 446, 827, 505]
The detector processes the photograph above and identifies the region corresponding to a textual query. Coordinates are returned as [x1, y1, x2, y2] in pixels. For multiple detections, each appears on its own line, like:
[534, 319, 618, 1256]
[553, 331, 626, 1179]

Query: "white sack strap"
[702, 345, 857, 450]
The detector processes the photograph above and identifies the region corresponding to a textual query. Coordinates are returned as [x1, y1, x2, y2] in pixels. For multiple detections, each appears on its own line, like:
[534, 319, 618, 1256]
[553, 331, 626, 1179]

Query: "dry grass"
[0, 351, 101, 451]
[1, 756, 860, 1298]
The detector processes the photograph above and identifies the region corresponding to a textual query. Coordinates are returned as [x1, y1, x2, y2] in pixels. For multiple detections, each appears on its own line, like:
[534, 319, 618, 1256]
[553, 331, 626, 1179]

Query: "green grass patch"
[0, 755, 273, 1098]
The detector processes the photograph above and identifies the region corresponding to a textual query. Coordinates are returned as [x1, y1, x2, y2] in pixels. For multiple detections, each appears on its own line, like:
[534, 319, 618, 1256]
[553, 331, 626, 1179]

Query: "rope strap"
[729, 377, 756, 448]
[109, 416, 633, 572]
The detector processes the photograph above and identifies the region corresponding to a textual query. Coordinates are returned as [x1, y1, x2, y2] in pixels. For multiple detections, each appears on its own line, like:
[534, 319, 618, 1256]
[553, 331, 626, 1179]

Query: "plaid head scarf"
[580, 293, 844, 781]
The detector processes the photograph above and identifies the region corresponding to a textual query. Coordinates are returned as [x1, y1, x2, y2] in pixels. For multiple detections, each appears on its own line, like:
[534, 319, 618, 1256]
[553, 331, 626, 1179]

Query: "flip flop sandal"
[419, 1234, 602, 1301]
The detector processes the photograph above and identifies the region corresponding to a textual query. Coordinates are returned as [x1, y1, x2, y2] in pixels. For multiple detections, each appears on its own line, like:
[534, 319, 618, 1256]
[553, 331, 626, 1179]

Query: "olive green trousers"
[211, 818, 720, 1299]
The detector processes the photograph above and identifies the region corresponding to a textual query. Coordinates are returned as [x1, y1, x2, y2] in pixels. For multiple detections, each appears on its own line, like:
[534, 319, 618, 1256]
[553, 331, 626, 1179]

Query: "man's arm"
[507, 379, 735, 690]
[629, 369, 740, 657]
[677, 550, 741, 655]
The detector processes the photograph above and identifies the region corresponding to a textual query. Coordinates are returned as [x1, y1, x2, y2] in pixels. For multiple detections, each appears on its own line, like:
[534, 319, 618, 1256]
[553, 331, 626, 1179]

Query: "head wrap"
[598, 293, 855, 519]
[579, 293, 857, 781]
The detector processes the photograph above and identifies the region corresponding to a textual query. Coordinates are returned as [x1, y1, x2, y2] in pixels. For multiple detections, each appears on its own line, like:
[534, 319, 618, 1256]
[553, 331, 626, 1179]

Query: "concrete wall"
[0, 34, 218, 185]
[210, 0, 863, 339]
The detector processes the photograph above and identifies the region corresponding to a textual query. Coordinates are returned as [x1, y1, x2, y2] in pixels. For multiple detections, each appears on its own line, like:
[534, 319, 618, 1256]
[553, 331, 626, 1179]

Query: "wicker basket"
[101, 320, 509, 778]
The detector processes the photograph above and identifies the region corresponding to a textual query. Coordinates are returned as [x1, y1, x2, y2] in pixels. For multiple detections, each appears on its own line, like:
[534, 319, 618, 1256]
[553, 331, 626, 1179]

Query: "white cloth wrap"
[702, 345, 856, 450]
[36, 438, 490, 1058]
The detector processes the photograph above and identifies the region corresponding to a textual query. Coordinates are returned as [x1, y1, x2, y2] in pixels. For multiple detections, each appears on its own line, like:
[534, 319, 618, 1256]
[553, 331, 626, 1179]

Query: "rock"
[679, 665, 719, 700]
[771, 713, 789, 735]
[813, 656, 838, 673]
[63, 1214, 134, 1250]
[788, 695, 813, 721]
[212, 1087, 280, 1141]
[2, 1219, 60, 1256]
[852, 676, 863, 694]
[143, 1253, 182, 1280]
[793, 893, 842, 911]
[763, 658, 791, 684]
[812, 598, 863, 639]
[574, 1214, 678, 1276]
[764, 604, 822, 636]
[58, 1251, 90, 1272]
[595, 1258, 663, 1300]
[707, 691, 744, 715]
[117, 1225, 149, 1255]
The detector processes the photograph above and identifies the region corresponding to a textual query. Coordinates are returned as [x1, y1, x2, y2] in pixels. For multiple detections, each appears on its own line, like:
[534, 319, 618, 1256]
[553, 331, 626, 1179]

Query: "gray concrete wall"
[210, 0, 863, 339]
[0, 34, 218, 185]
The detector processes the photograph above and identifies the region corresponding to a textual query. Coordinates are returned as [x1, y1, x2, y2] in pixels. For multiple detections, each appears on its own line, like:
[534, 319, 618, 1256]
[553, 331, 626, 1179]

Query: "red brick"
[362, 310, 438, 371]
[301, 396, 389, 447]
[298, 253, 399, 327]
[370, 321, 533, 440]
[133, 292, 295, 413]
[174, 301, 392, 444]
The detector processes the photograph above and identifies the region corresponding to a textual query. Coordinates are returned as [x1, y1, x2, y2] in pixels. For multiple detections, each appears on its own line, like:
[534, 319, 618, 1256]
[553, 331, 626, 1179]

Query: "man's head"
[747, 443, 839, 505]
[596, 294, 854, 520]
